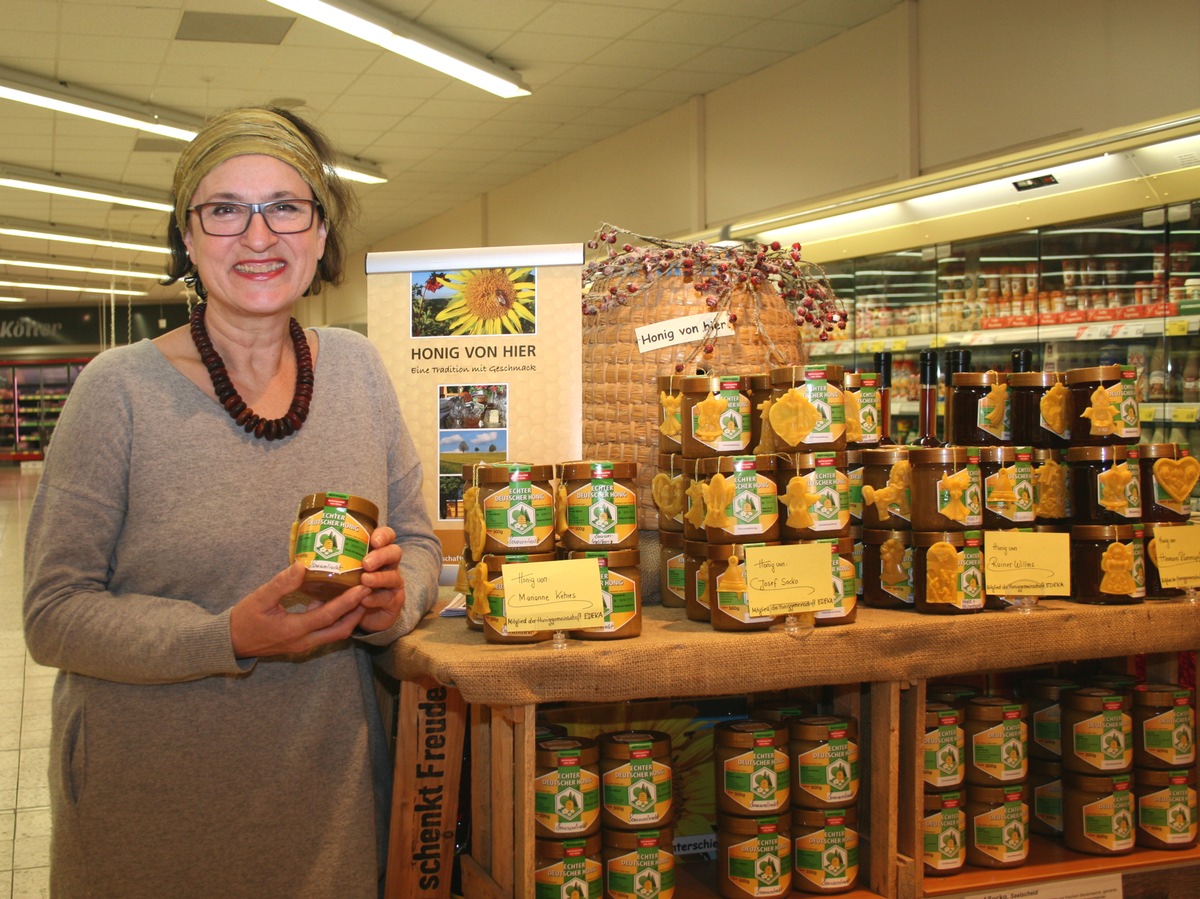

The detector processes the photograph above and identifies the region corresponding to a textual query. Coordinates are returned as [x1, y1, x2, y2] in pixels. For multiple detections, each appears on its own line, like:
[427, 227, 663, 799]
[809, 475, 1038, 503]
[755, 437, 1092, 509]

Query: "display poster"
[366, 244, 584, 581]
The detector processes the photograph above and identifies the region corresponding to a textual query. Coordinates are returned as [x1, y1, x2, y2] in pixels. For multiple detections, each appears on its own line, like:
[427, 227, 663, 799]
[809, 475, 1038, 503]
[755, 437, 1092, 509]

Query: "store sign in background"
[0, 306, 190, 350]
[366, 244, 584, 580]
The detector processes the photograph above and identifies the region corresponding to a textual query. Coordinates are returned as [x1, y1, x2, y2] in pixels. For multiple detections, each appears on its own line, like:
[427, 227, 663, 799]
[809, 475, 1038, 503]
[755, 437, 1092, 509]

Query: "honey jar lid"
[473, 462, 555, 483]
[1032, 448, 1064, 463]
[602, 825, 675, 849]
[297, 491, 379, 525]
[964, 696, 1027, 720]
[976, 445, 1017, 463]
[1070, 524, 1135, 541]
[657, 373, 686, 392]
[535, 833, 602, 859]
[791, 805, 859, 827]
[863, 528, 912, 545]
[769, 363, 844, 386]
[967, 783, 1029, 803]
[598, 730, 672, 759]
[679, 374, 744, 393]
[1065, 445, 1128, 462]
[481, 551, 557, 571]
[1028, 757, 1062, 777]
[698, 453, 778, 474]
[1063, 771, 1131, 792]
[714, 719, 785, 747]
[566, 548, 641, 567]
[536, 736, 600, 767]
[657, 452, 686, 472]
[746, 373, 772, 390]
[912, 530, 966, 547]
[1135, 767, 1196, 787]
[861, 447, 910, 465]
[844, 372, 879, 389]
[1132, 683, 1193, 705]
[1062, 687, 1129, 709]
[952, 370, 1005, 387]
[908, 446, 968, 466]
[923, 791, 963, 812]
[559, 460, 639, 480]
[1009, 371, 1059, 388]
[705, 542, 778, 561]
[788, 450, 847, 470]
[1064, 363, 1123, 385]
[1024, 677, 1079, 700]
[925, 701, 959, 725]
[1135, 442, 1184, 460]
[717, 812, 791, 836]
[788, 715, 858, 741]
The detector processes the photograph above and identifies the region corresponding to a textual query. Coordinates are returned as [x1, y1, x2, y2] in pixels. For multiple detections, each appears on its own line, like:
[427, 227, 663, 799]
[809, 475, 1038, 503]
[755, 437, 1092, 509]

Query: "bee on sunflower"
[433, 267, 537, 335]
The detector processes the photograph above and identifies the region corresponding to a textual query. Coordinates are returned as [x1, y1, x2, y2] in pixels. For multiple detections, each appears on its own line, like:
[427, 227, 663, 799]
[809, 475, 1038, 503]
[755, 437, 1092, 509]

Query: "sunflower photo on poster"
[411, 267, 537, 337]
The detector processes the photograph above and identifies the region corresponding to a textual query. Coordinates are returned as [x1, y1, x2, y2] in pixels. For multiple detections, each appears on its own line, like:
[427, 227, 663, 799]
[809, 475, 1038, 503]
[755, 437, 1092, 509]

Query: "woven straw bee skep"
[580, 221, 847, 530]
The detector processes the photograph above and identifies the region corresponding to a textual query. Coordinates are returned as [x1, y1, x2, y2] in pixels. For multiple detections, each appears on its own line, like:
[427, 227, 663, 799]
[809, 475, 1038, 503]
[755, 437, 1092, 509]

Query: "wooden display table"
[380, 600, 1200, 898]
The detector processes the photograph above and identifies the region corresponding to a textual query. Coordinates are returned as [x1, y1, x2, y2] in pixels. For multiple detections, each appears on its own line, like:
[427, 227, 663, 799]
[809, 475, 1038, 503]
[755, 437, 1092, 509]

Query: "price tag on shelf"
[1079, 324, 1110, 341]
[1171, 405, 1199, 424]
[1111, 322, 1146, 339]
[1139, 405, 1157, 423]
[930, 335, 948, 348]
[889, 338, 908, 351]
[1165, 318, 1190, 337]
[868, 340, 885, 353]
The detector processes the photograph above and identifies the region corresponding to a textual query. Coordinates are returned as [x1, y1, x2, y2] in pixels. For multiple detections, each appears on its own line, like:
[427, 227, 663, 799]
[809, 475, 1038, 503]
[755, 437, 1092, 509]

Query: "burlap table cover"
[380, 599, 1200, 707]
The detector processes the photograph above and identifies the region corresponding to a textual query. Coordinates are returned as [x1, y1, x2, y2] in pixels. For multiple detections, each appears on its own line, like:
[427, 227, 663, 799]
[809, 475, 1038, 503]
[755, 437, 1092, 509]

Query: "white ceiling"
[0, 0, 899, 306]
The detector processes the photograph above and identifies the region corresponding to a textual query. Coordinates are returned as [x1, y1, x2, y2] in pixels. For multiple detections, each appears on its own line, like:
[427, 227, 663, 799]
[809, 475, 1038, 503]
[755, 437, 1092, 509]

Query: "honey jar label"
[723, 826, 791, 897]
[922, 800, 965, 871]
[1033, 703, 1064, 756]
[534, 754, 600, 835]
[691, 384, 751, 452]
[1137, 780, 1197, 844]
[1079, 782, 1135, 852]
[483, 473, 555, 549]
[971, 710, 1027, 781]
[847, 465, 863, 520]
[722, 743, 791, 812]
[815, 544, 855, 621]
[971, 798, 1027, 864]
[534, 845, 602, 898]
[1119, 371, 1141, 440]
[576, 561, 637, 634]
[974, 383, 1011, 442]
[793, 814, 858, 890]
[923, 719, 963, 789]
[1034, 777, 1063, 833]
[797, 732, 859, 805]
[716, 584, 774, 625]
[796, 373, 845, 446]
[984, 458, 1034, 523]
[1141, 704, 1196, 766]
[565, 469, 638, 546]
[719, 464, 778, 536]
[602, 748, 673, 826]
[936, 464, 982, 527]
[665, 551, 686, 603]
[604, 842, 675, 899]
[1072, 706, 1132, 770]
[849, 381, 880, 444]
[293, 495, 371, 576]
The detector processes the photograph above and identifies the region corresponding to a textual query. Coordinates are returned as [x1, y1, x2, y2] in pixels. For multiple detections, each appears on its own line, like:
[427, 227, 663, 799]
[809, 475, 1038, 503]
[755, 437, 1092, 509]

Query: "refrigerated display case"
[0, 359, 89, 461]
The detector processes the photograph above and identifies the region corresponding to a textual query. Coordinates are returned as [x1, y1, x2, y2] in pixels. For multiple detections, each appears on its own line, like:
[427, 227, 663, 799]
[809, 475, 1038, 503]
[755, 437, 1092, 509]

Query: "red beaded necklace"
[188, 303, 313, 441]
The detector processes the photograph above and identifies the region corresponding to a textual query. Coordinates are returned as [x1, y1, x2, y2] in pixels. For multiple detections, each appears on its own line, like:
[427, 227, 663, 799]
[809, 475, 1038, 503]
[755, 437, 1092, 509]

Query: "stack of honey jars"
[461, 462, 559, 643]
[1130, 683, 1197, 853]
[961, 692, 1031, 869]
[597, 730, 677, 898]
[533, 735, 604, 894]
[557, 460, 644, 640]
[789, 714, 862, 894]
[920, 697, 967, 877]
[713, 718, 794, 897]
[656, 365, 866, 632]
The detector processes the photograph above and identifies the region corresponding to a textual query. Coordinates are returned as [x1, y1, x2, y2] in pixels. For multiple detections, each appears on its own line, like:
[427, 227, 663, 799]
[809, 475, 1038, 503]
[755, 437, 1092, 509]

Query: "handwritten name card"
[984, 531, 1071, 596]
[744, 543, 836, 617]
[501, 558, 606, 632]
[1151, 525, 1200, 588]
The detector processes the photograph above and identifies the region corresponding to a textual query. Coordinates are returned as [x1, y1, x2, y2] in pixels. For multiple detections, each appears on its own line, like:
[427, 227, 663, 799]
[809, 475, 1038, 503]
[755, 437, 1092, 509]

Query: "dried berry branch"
[581, 223, 845, 371]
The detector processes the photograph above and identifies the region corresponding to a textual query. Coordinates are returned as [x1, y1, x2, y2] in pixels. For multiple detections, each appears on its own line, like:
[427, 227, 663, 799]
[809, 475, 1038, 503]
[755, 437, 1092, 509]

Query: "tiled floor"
[0, 466, 52, 899]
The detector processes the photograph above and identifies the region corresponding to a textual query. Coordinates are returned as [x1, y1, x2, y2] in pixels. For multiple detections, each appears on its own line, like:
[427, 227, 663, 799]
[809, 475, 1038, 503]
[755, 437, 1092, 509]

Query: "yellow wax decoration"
[844, 390, 862, 442]
[467, 501, 487, 558]
[1081, 384, 1117, 435]
[984, 381, 1008, 430]
[1153, 456, 1200, 504]
[1039, 382, 1071, 434]
[990, 466, 1017, 503]
[768, 387, 820, 445]
[1097, 463, 1132, 513]
[754, 397, 778, 454]
[1099, 542, 1135, 594]
[937, 468, 973, 522]
[702, 473, 735, 527]
[658, 391, 682, 438]
[1034, 459, 1067, 519]
[880, 537, 907, 586]
[783, 475, 822, 528]
[926, 541, 961, 605]
[694, 392, 729, 443]
[717, 557, 748, 593]
[651, 472, 685, 518]
[684, 480, 707, 528]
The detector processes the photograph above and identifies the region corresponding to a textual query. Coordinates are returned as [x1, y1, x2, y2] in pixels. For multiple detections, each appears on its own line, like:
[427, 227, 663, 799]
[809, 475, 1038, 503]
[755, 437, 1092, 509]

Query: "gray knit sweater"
[23, 328, 440, 898]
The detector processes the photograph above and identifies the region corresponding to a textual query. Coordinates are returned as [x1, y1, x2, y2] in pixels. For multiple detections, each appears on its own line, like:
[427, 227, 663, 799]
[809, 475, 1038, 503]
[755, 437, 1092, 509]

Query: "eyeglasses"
[187, 198, 321, 236]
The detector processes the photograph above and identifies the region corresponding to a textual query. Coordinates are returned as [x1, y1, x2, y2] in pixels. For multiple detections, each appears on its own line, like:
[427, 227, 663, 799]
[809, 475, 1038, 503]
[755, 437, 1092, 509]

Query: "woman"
[23, 107, 441, 897]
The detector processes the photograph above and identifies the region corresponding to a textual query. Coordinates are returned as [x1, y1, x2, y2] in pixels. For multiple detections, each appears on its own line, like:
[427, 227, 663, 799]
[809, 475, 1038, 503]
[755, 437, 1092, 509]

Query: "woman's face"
[183, 154, 327, 317]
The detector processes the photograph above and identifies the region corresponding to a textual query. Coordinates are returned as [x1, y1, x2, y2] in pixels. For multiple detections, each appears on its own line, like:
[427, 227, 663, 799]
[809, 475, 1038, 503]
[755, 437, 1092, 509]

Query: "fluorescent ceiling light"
[0, 279, 147, 296]
[0, 218, 169, 255]
[0, 296, 24, 303]
[264, 0, 531, 99]
[0, 257, 162, 280]
[0, 164, 173, 212]
[0, 65, 388, 184]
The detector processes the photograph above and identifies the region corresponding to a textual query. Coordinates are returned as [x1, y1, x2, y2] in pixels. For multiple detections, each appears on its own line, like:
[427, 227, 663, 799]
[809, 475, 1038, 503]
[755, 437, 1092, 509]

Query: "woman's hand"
[355, 526, 407, 634]
[229, 562, 368, 659]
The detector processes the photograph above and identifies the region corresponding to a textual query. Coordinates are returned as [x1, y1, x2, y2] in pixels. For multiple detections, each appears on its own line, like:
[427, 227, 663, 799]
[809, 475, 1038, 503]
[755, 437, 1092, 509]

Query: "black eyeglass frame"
[186, 198, 322, 236]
